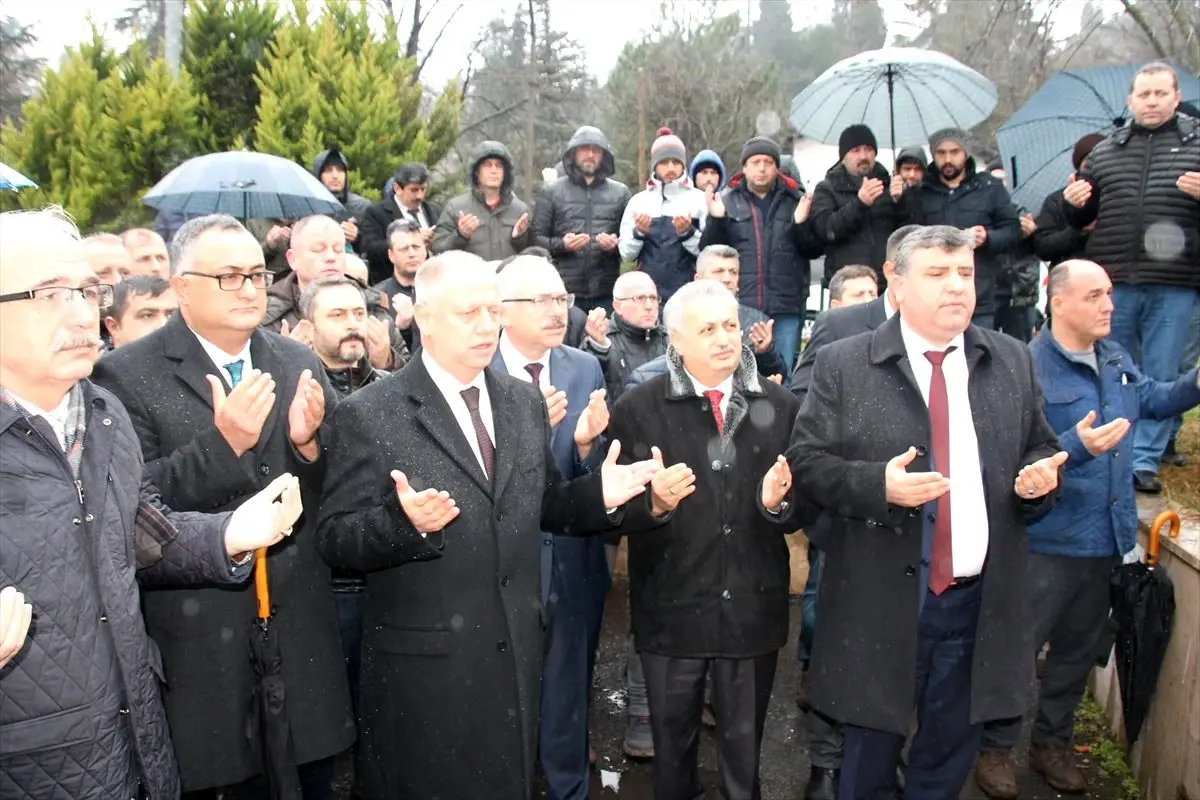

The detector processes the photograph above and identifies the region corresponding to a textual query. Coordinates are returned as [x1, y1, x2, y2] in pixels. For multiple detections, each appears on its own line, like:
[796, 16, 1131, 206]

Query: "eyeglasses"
[503, 293, 575, 309]
[615, 294, 659, 305]
[0, 283, 115, 308]
[180, 271, 274, 291]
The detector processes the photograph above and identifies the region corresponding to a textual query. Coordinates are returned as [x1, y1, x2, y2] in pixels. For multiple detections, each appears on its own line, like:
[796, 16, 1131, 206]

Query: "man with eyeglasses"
[262, 215, 408, 371]
[0, 207, 305, 800]
[584, 271, 669, 404]
[489, 255, 609, 800]
[91, 214, 355, 799]
[373, 219, 430, 351]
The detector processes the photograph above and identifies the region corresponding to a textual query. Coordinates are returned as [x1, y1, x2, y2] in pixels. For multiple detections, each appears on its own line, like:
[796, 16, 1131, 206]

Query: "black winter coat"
[533, 126, 632, 300]
[787, 317, 1061, 734]
[1067, 115, 1200, 287]
[699, 174, 825, 316]
[582, 312, 669, 402]
[898, 164, 1021, 316]
[610, 348, 814, 658]
[90, 317, 355, 791]
[810, 162, 899, 283]
[0, 382, 244, 800]
[359, 195, 443, 284]
[1032, 190, 1090, 265]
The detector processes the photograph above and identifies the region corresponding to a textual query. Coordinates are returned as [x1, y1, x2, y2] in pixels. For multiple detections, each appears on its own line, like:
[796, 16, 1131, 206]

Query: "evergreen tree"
[832, 0, 887, 56]
[116, 0, 168, 58]
[752, 0, 840, 102]
[0, 16, 45, 124]
[183, 0, 279, 150]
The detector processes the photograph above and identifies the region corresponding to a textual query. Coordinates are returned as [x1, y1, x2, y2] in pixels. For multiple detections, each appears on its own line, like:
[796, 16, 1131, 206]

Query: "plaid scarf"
[1, 382, 87, 476]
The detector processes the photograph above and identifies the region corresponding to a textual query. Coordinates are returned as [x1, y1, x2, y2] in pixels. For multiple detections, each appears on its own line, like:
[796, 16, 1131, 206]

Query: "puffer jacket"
[582, 312, 669, 402]
[698, 173, 825, 316]
[313, 148, 372, 223]
[618, 174, 708, 301]
[432, 140, 531, 261]
[1029, 333, 1200, 556]
[898, 162, 1021, 316]
[810, 161, 900, 282]
[0, 381, 243, 800]
[1067, 114, 1200, 287]
[533, 126, 632, 300]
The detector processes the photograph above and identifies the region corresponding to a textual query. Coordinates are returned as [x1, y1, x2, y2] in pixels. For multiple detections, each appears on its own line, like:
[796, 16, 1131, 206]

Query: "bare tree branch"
[419, 0, 444, 25]
[1118, 0, 1171, 60]
[415, 2, 464, 79]
[458, 98, 529, 137]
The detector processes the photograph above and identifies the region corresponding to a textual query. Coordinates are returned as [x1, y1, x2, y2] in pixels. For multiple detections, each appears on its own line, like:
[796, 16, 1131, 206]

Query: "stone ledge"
[1136, 494, 1200, 571]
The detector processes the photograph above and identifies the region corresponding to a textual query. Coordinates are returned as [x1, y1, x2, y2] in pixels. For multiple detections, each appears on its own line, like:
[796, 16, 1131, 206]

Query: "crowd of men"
[1, 60, 1198, 800]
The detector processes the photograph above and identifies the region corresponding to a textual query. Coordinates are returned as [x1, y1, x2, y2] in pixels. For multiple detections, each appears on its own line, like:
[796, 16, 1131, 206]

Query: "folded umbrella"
[143, 150, 343, 221]
[1109, 510, 1180, 744]
[248, 548, 303, 800]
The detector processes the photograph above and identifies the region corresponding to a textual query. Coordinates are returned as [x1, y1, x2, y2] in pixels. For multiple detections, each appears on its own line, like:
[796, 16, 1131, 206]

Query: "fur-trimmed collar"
[663, 344, 763, 447]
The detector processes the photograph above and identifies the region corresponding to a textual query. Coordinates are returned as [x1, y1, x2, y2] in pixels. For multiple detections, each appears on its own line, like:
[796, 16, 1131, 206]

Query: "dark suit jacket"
[789, 295, 888, 400]
[314, 357, 612, 800]
[359, 195, 442, 284]
[787, 316, 1060, 734]
[90, 314, 354, 790]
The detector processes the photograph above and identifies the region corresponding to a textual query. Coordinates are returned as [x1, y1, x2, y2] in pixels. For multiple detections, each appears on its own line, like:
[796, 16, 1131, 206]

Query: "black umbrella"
[1109, 510, 1180, 744]
[248, 548, 303, 799]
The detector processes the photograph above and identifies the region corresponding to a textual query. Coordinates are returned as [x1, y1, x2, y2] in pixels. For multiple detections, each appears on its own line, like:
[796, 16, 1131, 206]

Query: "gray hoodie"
[432, 140, 531, 261]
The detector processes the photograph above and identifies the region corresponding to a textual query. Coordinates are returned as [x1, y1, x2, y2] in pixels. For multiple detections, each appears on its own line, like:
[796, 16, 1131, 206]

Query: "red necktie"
[524, 362, 544, 385]
[925, 348, 956, 595]
[703, 390, 725, 433]
[459, 386, 495, 482]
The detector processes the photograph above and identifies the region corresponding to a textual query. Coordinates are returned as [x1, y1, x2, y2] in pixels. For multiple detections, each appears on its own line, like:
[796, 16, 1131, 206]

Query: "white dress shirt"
[498, 333, 551, 391]
[684, 369, 734, 418]
[190, 327, 253, 387]
[899, 320, 989, 578]
[9, 391, 71, 450]
[400, 204, 430, 230]
[883, 291, 897, 319]
[422, 351, 495, 476]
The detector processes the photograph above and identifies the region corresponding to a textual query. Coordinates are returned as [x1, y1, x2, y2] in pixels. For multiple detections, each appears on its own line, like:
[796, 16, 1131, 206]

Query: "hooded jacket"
[698, 173, 825, 316]
[313, 148, 372, 223]
[618, 174, 708, 301]
[893, 147, 927, 175]
[810, 161, 900, 282]
[432, 141, 531, 261]
[533, 126, 632, 300]
[897, 160, 1021, 316]
[689, 150, 727, 190]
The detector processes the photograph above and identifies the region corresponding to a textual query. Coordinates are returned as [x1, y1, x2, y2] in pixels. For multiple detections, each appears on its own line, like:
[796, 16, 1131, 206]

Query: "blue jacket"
[1028, 333, 1200, 557]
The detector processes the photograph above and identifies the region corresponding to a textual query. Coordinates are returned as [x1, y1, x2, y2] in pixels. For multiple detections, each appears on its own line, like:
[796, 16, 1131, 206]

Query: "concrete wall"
[1090, 497, 1200, 800]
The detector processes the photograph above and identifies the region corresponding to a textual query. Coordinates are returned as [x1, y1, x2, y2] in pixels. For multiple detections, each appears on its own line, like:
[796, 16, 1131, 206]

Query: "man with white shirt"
[0, 207, 305, 800]
[607, 279, 812, 800]
[787, 225, 1067, 800]
[314, 250, 659, 800]
[91, 214, 354, 799]
[490, 254, 610, 800]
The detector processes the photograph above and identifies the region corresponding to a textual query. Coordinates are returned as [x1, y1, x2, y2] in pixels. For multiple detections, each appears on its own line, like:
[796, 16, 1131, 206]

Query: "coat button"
[501, 576, 510, 586]
[905, 565, 917, 576]
[722, 524, 732, 536]
[721, 589, 731, 600]
[497, 640, 508, 652]
[711, 460, 722, 472]
[102, 418, 112, 426]
[118, 707, 130, 715]
[259, 464, 271, 476]
[85, 513, 94, 522]
[73, 517, 81, 525]
[907, 508, 920, 518]
[915, 445, 928, 457]
[99, 615, 108, 623]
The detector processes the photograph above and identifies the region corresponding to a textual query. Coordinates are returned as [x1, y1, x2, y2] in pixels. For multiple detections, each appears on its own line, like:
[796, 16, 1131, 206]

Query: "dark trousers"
[841, 580, 983, 800]
[180, 756, 337, 800]
[334, 588, 366, 720]
[995, 304, 1034, 343]
[798, 543, 844, 769]
[642, 651, 778, 800]
[981, 553, 1118, 751]
[539, 535, 610, 800]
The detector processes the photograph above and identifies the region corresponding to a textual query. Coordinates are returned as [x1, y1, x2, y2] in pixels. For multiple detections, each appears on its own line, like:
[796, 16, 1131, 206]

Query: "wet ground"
[338, 575, 1127, 799]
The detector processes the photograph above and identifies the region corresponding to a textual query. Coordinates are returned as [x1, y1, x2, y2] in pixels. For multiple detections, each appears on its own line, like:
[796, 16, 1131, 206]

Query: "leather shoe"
[1134, 470, 1163, 494]
[1162, 440, 1188, 468]
[1030, 742, 1087, 793]
[976, 750, 1019, 800]
[804, 766, 839, 800]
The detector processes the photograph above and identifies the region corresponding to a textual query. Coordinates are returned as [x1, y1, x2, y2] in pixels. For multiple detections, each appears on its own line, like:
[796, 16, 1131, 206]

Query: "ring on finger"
[669, 486, 677, 496]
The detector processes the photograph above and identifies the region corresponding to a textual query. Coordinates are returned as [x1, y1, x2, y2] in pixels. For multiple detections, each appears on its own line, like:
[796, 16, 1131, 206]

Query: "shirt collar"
[899, 318, 965, 361]
[6, 388, 71, 423]
[421, 350, 486, 396]
[883, 292, 897, 319]
[188, 326, 252, 371]
[498, 332, 550, 377]
[683, 367, 734, 399]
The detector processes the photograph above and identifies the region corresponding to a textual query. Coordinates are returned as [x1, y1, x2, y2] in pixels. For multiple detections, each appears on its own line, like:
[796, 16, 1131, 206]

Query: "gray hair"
[298, 275, 364, 320]
[414, 250, 492, 307]
[828, 264, 878, 301]
[497, 255, 559, 299]
[886, 224, 923, 262]
[662, 278, 736, 332]
[696, 244, 739, 274]
[892, 225, 974, 276]
[386, 218, 422, 249]
[168, 214, 246, 275]
[0, 206, 84, 283]
[83, 232, 126, 249]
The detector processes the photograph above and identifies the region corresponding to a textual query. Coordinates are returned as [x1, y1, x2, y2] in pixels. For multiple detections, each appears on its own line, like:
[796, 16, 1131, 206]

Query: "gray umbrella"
[143, 151, 344, 220]
[996, 62, 1200, 210]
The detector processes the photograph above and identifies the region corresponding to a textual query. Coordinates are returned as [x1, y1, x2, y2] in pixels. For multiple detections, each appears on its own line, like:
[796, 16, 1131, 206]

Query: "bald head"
[498, 256, 570, 355]
[122, 228, 169, 277]
[612, 271, 660, 329]
[287, 215, 346, 288]
[498, 256, 564, 300]
[1047, 260, 1113, 348]
[83, 233, 133, 286]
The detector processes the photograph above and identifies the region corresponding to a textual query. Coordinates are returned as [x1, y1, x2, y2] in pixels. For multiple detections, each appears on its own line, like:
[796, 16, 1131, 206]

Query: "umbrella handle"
[1147, 510, 1180, 567]
[254, 547, 270, 618]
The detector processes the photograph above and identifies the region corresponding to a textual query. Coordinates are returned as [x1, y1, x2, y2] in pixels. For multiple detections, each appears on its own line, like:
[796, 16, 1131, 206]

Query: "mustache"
[55, 333, 104, 352]
[543, 318, 566, 330]
[339, 334, 366, 347]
